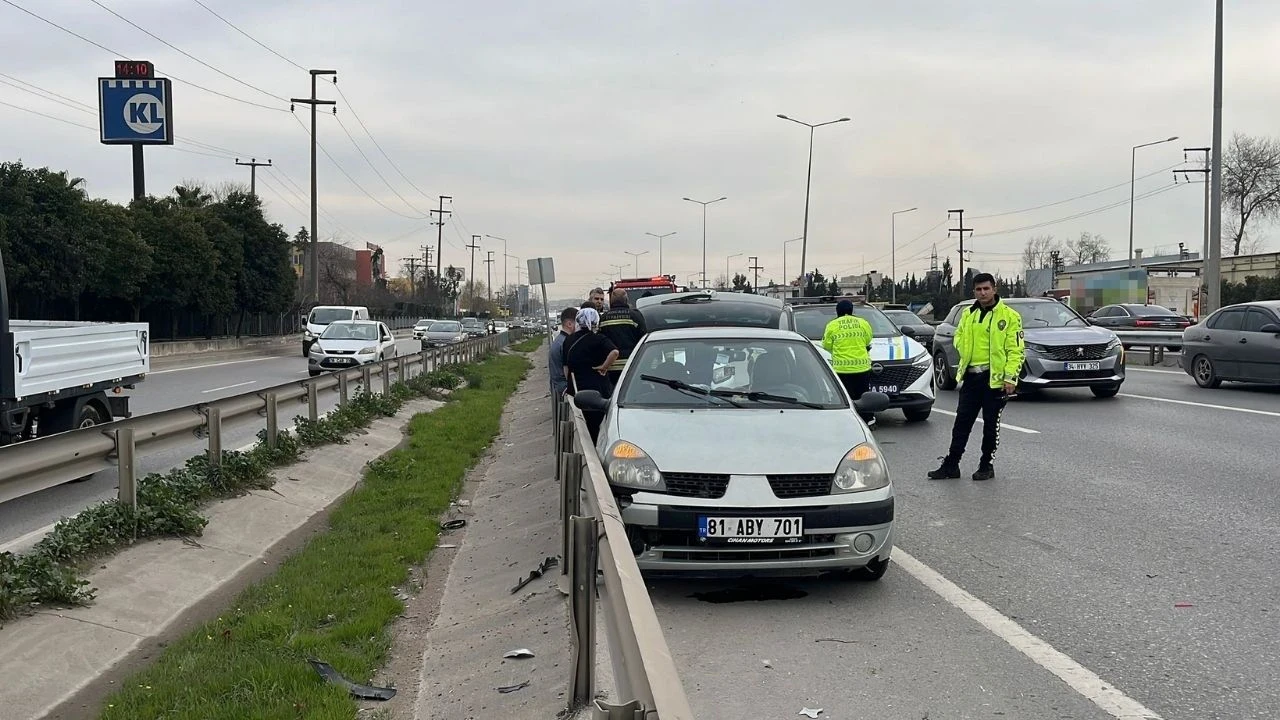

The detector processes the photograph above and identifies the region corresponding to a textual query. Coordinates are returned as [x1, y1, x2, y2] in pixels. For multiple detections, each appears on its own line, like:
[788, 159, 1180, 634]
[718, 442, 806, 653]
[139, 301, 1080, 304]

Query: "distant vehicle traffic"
[307, 320, 398, 377]
[933, 297, 1125, 398]
[1181, 300, 1280, 387]
[412, 318, 438, 340]
[881, 308, 936, 350]
[1087, 304, 1192, 330]
[304, 305, 370, 356]
[573, 325, 894, 580]
[461, 317, 487, 338]
[422, 320, 466, 348]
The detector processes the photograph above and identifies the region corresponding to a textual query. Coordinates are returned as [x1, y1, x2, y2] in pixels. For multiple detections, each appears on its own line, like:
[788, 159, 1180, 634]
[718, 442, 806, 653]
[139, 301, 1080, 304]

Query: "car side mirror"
[573, 390, 609, 412]
[854, 391, 891, 414]
[1259, 323, 1280, 335]
[900, 326, 916, 336]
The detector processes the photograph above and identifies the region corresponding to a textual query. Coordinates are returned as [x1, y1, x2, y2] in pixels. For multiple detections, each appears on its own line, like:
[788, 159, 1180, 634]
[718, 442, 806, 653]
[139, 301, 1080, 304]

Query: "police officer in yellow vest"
[929, 273, 1025, 481]
[822, 299, 876, 426]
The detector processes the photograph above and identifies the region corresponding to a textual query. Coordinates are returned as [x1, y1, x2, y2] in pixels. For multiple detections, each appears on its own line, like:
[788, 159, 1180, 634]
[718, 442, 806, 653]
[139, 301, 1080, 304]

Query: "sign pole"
[132, 143, 145, 200]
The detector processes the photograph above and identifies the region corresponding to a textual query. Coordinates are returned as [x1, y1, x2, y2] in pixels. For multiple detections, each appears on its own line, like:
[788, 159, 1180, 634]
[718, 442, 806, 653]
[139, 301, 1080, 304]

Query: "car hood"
[314, 338, 376, 352]
[1023, 326, 1117, 345]
[809, 335, 927, 363]
[612, 407, 870, 475]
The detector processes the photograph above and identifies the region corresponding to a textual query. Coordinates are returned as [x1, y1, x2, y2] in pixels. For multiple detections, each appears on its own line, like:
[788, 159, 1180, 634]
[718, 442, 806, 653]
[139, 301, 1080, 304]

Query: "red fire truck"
[610, 275, 681, 297]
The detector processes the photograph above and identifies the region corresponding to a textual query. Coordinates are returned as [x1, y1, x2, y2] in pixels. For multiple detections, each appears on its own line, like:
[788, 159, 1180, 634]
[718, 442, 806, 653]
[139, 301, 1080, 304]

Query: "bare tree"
[1065, 231, 1111, 265]
[317, 241, 356, 304]
[1022, 234, 1060, 271]
[1223, 132, 1280, 256]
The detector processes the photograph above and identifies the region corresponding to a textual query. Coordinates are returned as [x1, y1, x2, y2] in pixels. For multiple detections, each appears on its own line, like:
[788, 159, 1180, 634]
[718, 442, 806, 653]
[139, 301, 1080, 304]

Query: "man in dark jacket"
[598, 288, 647, 387]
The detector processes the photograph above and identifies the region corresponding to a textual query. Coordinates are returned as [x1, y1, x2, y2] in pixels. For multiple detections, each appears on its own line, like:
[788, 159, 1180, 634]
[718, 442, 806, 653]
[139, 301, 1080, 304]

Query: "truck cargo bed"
[6, 321, 149, 401]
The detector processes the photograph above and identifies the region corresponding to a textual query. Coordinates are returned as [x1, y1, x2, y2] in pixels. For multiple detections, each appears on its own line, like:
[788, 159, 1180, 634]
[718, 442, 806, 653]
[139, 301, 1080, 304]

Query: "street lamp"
[610, 263, 626, 281]
[505, 253, 522, 313]
[725, 252, 743, 290]
[625, 250, 649, 276]
[777, 114, 851, 288]
[1128, 136, 1179, 267]
[485, 234, 510, 302]
[645, 231, 677, 275]
[891, 207, 918, 303]
[782, 237, 802, 296]
[682, 196, 727, 289]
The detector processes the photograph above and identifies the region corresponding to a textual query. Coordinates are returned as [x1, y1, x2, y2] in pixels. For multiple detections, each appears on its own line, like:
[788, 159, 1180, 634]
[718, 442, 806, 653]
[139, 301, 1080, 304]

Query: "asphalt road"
[0, 337, 425, 552]
[649, 368, 1279, 719]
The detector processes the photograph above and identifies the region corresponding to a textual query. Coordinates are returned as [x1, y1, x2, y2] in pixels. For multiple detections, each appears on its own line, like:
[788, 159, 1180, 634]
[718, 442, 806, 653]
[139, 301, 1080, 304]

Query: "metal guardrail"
[1111, 329, 1184, 364]
[0, 331, 524, 506]
[553, 396, 695, 720]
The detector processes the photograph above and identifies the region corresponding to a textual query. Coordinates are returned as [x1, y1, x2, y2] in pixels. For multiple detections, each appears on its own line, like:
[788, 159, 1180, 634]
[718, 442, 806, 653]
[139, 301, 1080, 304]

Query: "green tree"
[132, 197, 218, 338]
[80, 199, 151, 320]
[215, 191, 295, 333]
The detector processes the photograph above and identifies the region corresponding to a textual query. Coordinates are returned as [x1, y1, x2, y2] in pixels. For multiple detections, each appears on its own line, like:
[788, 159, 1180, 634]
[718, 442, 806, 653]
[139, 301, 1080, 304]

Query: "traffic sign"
[98, 77, 173, 145]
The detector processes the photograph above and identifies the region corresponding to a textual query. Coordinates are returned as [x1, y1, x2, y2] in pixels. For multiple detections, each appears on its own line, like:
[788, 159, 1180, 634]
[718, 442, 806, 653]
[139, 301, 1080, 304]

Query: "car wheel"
[933, 350, 956, 391]
[838, 555, 890, 582]
[1192, 354, 1221, 388]
[308, 369, 320, 377]
[903, 407, 931, 422]
[1090, 382, 1121, 399]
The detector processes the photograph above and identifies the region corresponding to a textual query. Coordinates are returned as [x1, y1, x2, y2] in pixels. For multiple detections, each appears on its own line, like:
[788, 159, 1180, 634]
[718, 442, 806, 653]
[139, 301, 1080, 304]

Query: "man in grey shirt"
[548, 307, 578, 396]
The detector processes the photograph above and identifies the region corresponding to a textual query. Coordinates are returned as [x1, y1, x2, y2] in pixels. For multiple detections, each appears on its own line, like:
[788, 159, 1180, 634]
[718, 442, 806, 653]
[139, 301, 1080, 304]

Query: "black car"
[881, 308, 935, 350]
[1086, 304, 1192, 331]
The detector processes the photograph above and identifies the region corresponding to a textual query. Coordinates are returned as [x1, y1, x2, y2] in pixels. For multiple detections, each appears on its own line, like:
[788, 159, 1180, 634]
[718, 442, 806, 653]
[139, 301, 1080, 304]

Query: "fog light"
[853, 533, 875, 553]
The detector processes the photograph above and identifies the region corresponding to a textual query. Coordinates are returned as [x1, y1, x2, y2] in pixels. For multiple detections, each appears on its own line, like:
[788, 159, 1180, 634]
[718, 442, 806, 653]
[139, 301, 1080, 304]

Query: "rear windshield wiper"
[638, 374, 744, 407]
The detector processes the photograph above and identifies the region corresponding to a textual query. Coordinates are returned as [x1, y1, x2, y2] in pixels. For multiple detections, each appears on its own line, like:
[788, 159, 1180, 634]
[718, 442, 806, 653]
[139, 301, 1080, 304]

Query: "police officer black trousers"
[934, 369, 1006, 479]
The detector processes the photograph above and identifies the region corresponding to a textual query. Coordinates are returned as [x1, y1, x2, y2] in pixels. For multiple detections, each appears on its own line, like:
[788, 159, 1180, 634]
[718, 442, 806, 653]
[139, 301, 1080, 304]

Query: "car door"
[1238, 308, 1280, 381]
[1088, 306, 1116, 327]
[1201, 308, 1246, 377]
[380, 323, 397, 357]
[932, 303, 966, 369]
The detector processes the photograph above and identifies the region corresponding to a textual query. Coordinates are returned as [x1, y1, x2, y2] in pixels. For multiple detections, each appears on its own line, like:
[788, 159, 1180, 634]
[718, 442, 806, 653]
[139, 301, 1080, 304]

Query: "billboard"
[1065, 269, 1146, 314]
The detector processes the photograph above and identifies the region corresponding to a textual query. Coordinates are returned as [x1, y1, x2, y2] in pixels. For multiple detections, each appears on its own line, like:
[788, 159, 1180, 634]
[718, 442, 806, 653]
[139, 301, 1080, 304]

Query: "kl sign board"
[98, 69, 173, 145]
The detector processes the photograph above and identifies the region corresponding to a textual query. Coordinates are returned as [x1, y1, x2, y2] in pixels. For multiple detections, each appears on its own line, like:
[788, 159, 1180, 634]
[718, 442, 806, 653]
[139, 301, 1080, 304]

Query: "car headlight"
[605, 441, 665, 490]
[911, 352, 932, 366]
[359, 345, 378, 354]
[833, 443, 889, 493]
[1025, 342, 1047, 353]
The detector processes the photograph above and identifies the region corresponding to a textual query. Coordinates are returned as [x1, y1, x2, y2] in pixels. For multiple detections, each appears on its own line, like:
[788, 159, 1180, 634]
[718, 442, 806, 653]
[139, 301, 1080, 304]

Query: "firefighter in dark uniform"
[598, 288, 648, 388]
[928, 273, 1025, 481]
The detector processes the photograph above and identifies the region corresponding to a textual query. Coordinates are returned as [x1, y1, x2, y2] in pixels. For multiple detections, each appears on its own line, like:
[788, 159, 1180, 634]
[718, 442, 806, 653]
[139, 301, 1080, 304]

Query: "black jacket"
[598, 301, 647, 365]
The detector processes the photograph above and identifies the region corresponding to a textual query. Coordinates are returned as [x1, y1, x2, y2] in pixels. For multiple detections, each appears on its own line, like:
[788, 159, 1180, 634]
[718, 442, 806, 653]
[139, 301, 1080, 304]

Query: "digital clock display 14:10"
[114, 60, 154, 79]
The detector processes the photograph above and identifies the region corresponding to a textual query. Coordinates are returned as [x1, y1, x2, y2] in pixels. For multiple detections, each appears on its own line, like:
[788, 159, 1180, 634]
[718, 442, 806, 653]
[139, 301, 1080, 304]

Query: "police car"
[782, 297, 935, 422]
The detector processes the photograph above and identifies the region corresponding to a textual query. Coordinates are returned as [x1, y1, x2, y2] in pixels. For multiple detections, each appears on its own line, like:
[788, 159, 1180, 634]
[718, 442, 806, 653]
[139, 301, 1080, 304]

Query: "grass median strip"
[98, 352, 531, 720]
[511, 334, 545, 353]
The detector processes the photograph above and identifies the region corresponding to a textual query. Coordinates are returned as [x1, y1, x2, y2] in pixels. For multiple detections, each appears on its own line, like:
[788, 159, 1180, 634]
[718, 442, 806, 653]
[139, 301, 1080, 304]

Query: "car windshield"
[462, 319, 483, 326]
[414, 320, 433, 327]
[1008, 301, 1088, 327]
[640, 298, 781, 329]
[883, 310, 924, 326]
[310, 308, 355, 325]
[619, 337, 847, 409]
[789, 306, 900, 340]
[321, 323, 379, 340]
[429, 322, 461, 332]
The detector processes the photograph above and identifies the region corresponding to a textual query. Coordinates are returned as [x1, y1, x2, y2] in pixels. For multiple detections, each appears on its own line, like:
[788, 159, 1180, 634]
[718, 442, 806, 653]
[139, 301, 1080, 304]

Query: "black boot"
[927, 457, 960, 480]
[972, 464, 995, 481]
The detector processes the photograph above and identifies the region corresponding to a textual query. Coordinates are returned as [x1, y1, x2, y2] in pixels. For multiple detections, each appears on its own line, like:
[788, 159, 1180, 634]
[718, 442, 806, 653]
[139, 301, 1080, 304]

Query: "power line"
[1, 0, 288, 112]
[0, 76, 94, 115]
[0, 99, 96, 131]
[971, 183, 1185, 238]
[970, 163, 1184, 220]
[329, 112, 429, 217]
[266, 165, 366, 243]
[189, 0, 308, 73]
[327, 79, 435, 203]
[256, 173, 307, 220]
[88, 0, 287, 104]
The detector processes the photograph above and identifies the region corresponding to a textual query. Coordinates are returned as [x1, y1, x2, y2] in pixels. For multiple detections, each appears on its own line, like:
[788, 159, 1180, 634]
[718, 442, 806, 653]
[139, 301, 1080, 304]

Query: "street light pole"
[645, 231, 677, 276]
[610, 263, 626, 281]
[625, 250, 649, 276]
[1128, 136, 1179, 267]
[682, 197, 726, 289]
[485, 235, 510, 305]
[1207, 0, 1224, 314]
[726, 252, 743, 289]
[777, 114, 851, 289]
[891, 207, 918, 304]
[782, 237, 801, 297]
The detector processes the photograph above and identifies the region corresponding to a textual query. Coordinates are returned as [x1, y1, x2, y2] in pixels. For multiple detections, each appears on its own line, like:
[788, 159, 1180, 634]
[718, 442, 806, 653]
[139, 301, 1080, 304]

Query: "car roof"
[328, 319, 378, 325]
[1230, 300, 1280, 310]
[635, 290, 783, 309]
[641, 326, 809, 342]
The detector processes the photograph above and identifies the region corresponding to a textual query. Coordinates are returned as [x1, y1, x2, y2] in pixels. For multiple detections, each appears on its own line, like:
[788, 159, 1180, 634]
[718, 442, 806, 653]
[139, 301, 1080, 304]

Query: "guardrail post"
[569, 515, 598, 707]
[265, 393, 279, 449]
[116, 427, 136, 510]
[362, 365, 373, 393]
[397, 357, 407, 384]
[383, 361, 393, 394]
[338, 372, 350, 406]
[561, 451, 582, 577]
[307, 381, 319, 422]
[207, 407, 222, 466]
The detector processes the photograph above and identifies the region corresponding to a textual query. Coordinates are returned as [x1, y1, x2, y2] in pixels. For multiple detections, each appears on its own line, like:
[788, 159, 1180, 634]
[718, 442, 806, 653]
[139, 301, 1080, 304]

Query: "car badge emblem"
[1076, 347, 1084, 356]
[871, 363, 884, 374]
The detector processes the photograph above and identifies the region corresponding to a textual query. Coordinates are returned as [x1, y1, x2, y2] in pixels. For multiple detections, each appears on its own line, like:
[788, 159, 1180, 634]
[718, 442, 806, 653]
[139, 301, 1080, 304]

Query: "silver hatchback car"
[573, 326, 894, 579]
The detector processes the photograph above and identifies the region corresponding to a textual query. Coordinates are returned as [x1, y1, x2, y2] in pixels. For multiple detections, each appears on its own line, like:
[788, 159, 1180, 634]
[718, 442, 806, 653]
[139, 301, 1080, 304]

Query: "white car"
[783, 298, 935, 422]
[308, 320, 399, 377]
[412, 318, 438, 340]
[493, 321, 509, 333]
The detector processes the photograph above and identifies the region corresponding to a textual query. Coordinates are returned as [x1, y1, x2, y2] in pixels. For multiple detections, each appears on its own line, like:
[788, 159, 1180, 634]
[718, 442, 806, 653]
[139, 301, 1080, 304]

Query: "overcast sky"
[3, 0, 1278, 299]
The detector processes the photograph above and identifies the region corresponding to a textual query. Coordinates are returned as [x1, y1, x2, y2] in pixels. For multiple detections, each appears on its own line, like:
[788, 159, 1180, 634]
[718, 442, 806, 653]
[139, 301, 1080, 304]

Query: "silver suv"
[932, 297, 1125, 398]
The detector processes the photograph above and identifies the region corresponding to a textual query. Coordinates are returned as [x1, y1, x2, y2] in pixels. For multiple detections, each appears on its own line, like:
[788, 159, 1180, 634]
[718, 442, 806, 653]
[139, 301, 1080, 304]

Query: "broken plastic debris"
[798, 709, 824, 719]
[504, 648, 535, 659]
[510, 556, 560, 594]
[441, 519, 467, 530]
[497, 680, 530, 694]
[307, 659, 396, 701]
[1174, 602, 1194, 608]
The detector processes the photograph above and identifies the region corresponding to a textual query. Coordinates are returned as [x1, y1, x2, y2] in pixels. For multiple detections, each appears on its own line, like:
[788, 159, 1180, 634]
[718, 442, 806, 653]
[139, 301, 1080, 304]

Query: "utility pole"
[484, 251, 495, 303]
[402, 257, 420, 298]
[948, 209, 972, 296]
[466, 235, 481, 312]
[1176, 147, 1211, 316]
[430, 195, 452, 283]
[748, 256, 764, 294]
[290, 69, 337, 305]
[1206, 0, 1224, 315]
[234, 158, 272, 197]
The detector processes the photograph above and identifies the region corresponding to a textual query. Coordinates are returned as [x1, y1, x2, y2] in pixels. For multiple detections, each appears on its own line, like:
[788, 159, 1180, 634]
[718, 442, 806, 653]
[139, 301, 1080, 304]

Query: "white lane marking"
[934, 408, 1040, 434]
[201, 381, 256, 394]
[0, 522, 59, 555]
[1126, 368, 1185, 376]
[893, 548, 1164, 720]
[150, 357, 277, 375]
[1119, 393, 1280, 418]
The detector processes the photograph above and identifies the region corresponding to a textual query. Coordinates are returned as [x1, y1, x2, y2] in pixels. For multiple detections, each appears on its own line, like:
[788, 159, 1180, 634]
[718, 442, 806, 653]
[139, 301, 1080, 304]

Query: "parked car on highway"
[1086, 304, 1192, 331]
[1180, 300, 1280, 388]
[782, 297, 936, 422]
[573, 326, 894, 579]
[308, 320, 398, 377]
[422, 320, 466, 348]
[412, 318, 438, 340]
[933, 297, 1125, 398]
[881, 308, 936, 350]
